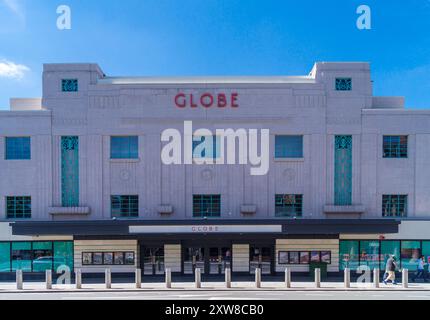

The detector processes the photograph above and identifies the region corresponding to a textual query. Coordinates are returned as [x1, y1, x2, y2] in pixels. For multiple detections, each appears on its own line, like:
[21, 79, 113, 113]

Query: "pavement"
[1, 281, 430, 293]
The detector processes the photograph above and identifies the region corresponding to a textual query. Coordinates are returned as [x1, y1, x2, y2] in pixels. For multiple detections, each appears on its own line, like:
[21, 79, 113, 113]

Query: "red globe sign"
[174, 93, 239, 109]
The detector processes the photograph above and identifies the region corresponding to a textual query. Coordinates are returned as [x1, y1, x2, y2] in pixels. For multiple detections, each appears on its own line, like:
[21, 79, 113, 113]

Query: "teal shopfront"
[339, 240, 430, 271]
[0, 241, 73, 273]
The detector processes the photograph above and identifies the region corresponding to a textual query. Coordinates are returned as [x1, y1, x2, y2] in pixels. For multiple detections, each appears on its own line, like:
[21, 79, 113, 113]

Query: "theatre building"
[1, 62, 430, 278]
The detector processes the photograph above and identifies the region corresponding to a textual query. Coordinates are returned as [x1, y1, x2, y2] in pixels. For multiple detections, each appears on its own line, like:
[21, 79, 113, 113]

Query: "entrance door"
[142, 247, 165, 275]
[208, 247, 232, 274]
[184, 247, 205, 274]
[250, 246, 272, 275]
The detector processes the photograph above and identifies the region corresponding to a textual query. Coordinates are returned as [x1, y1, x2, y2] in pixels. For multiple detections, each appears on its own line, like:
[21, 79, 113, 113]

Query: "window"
[339, 240, 359, 271]
[380, 241, 401, 270]
[62, 79, 78, 92]
[111, 136, 139, 159]
[335, 78, 352, 91]
[192, 136, 220, 159]
[275, 136, 303, 158]
[6, 196, 31, 219]
[383, 136, 408, 158]
[382, 195, 408, 217]
[193, 195, 221, 217]
[111, 195, 139, 218]
[401, 241, 421, 271]
[275, 194, 303, 217]
[0, 241, 73, 273]
[82, 252, 135, 266]
[359, 240, 380, 270]
[5, 137, 31, 160]
[61, 136, 79, 207]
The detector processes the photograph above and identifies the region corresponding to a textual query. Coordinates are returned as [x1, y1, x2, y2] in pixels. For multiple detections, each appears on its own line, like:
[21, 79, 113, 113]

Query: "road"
[0, 290, 429, 300]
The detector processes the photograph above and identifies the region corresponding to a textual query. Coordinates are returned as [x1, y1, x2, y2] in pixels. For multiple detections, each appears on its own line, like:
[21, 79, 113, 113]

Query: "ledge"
[324, 205, 365, 214]
[241, 205, 257, 215]
[158, 205, 174, 215]
[48, 207, 91, 216]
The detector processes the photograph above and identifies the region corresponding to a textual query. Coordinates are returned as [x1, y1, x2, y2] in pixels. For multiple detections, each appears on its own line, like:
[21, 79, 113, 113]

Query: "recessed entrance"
[183, 244, 232, 275]
[141, 246, 165, 275]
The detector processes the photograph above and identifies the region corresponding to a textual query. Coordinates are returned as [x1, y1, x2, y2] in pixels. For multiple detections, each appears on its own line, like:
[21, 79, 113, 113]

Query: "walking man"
[383, 255, 398, 285]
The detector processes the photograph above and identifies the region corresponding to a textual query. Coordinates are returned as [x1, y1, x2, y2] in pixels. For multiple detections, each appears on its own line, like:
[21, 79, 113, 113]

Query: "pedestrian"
[383, 255, 398, 285]
[413, 256, 427, 283]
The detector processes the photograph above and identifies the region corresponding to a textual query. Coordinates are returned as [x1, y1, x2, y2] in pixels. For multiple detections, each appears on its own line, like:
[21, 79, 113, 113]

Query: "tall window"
[111, 136, 139, 159]
[334, 135, 352, 205]
[193, 195, 221, 217]
[5, 137, 31, 160]
[61, 136, 79, 207]
[383, 136, 408, 158]
[111, 195, 139, 218]
[382, 195, 408, 217]
[192, 136, 220, 159]
[335, 78, 352, 91]
[275, 136, 303, 158]
[275, 194, 303, 217]
[6, 196, 31, 219]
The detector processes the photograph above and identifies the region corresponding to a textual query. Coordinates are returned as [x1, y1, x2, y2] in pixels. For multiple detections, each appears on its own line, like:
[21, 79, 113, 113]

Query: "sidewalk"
[1, 281, 430, 293]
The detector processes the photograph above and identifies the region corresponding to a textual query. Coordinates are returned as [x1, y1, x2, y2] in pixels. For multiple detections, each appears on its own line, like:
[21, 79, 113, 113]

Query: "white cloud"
[0, 60, 30, 80]
[1, 0, 25, 24]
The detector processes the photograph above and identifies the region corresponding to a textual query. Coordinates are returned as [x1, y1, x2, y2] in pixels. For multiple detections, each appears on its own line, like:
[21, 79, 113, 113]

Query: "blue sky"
[0, 0, 429, 109]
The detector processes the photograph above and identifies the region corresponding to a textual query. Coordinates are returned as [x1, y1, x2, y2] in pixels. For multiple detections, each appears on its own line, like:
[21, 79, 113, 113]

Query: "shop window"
[401, 241, 421, 271]
[423, 242, 430, 265]
[275, 135, 303, 158]
[383, 136, 408, 158]
[380, 241, 401, 270]
[192, 136, 220, 160]
[111, 195, 139, 218]
[32, 242, 53, 272]
[275, 194, 303, 217]
[359, 240, 380, 270]
[5, 137, 31, 160]
[110, 136, 139, 159]
[0, 243, 10, 272]
[339, 240, 359, 271]
[62, 79, 78, 92]
[193, 195, 221, 217]
[6, 196, 31, 219]
[53, 242, 74, 272]
[11, 242, 32, 272]
[382, 195, 408, 217]
[335, 78, 352, 91]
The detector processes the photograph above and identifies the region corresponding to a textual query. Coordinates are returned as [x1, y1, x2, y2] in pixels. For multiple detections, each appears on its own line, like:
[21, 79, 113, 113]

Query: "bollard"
[402, 269, 409, 288]
[315, 268, 321, 288]
[135, 269, 142, 289]
[165, 268, 172, 289]
[285, 268, 291, 288]
[105, 269, 111, 289]
[225, 268, 231, 288]
[16, 270, 23, 290]
[344, 268, 350, 288]
[255, 268, 261, 288]
[75, 269, 82, 289]
[46, 269, 52, 290]
[195, 268, 201, 288]
[373, 268, 380, 288]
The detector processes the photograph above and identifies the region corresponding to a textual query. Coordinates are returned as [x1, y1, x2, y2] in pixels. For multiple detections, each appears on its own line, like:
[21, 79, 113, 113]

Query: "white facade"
[1, 62, 429, 275]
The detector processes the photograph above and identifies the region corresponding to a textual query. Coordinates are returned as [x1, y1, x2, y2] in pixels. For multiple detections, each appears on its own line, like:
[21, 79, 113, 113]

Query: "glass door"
[143, 247, 165, 275]
[250, 246, 272, 275]
[184, 247, 205, 275]
[209, 247, 232, 274]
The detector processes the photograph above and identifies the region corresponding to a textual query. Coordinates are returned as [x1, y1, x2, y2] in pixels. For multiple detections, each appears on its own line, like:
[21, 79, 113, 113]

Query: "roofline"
[97, 76, 316, 85]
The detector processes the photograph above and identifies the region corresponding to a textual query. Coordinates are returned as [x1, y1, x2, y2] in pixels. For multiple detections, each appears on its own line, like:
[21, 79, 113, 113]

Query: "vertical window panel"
[61, 136, 79, 207]
[334, 135, 352, 205]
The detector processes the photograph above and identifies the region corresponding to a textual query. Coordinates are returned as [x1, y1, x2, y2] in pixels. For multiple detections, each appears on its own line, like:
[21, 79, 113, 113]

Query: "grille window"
[383, 136, 408, 158]
[335, 78, 352, 91]
[111, 195, 139, 218]
[275, 194, 303, 217]
[62, 79, 78, 92]
[6, 196, 31, 219]
[193, 195, 221, 217]
[382, 195, 407, 217]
